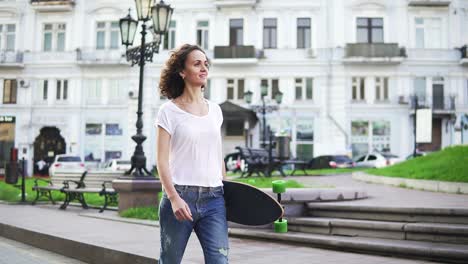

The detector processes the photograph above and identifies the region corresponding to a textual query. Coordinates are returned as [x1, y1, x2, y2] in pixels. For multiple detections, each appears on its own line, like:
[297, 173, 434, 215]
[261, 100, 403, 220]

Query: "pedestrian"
[156, 44, 229, 264]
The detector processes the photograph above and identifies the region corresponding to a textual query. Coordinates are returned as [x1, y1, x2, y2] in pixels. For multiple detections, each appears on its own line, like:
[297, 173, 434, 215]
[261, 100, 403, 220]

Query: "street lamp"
[244, 85, 283, 176]
[120, 0, 173, 177]
[410, 94, 419, 158]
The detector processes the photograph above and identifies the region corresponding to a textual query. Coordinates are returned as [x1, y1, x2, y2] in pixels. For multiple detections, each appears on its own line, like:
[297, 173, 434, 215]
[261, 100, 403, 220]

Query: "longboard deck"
[223, 180, 284, 226]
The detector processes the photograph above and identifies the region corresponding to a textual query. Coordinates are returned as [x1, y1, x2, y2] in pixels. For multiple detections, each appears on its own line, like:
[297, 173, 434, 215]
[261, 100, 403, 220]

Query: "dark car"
[308, 155, 355, 169]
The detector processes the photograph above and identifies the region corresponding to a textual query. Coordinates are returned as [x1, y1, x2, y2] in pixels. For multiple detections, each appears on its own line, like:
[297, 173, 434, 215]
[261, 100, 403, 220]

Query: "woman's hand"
[169, 195, 193, 222]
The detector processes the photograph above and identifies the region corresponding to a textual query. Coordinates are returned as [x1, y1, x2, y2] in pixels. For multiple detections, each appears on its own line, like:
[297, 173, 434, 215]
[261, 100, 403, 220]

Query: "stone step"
[306, 204, 468, 224]
[228, 228, 468, 263]
[287, 217, 468, 244]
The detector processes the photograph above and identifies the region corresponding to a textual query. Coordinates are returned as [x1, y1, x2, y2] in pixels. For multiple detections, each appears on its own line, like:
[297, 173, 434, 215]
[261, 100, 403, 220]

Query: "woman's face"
[180, 49, 209, 88]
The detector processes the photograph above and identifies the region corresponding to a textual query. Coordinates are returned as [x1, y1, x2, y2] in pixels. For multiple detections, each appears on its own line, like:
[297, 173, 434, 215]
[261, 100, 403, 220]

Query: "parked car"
[104, 159, 132, 172]
[354, 153, 403, 168]
[308, 155, 355, 169]
[405, 151, 428, 160]
[48, 154, 86, 177]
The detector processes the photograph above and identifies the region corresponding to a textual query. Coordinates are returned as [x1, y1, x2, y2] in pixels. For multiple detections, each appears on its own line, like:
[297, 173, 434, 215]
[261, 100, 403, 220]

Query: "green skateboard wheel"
[274, 219, 288, 233]
[272, 180, 286, 193]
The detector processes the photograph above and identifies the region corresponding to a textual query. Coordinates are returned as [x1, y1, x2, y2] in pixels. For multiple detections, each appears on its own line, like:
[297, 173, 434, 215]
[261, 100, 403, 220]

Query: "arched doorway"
[33, 127, 66, 175]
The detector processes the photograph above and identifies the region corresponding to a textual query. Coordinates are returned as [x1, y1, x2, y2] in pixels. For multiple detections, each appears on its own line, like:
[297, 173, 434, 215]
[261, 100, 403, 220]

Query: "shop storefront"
[0, 116, 15, 176]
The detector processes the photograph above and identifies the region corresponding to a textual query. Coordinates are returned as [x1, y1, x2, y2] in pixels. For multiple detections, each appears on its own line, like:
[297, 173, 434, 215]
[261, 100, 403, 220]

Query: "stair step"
[229, 228, 468, 263]
[287, 217, 468, 244]
[307, 204, 468, 224]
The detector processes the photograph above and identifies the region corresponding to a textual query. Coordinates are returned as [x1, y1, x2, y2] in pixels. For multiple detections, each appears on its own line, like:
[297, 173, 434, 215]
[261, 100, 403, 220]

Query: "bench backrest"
[50, 171, 86, 187]
[82, 170, 124, 189]
[51, 170, 124, 189]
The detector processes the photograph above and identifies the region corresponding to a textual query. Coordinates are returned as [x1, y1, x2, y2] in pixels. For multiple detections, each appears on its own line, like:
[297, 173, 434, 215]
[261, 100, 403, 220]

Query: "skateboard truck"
[272, 180, 288, 233]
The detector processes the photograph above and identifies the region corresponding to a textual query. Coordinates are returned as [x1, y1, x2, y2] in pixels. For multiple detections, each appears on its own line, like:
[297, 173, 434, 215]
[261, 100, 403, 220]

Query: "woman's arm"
[222, 159, 227, 180]
[157, 126, 192, 221]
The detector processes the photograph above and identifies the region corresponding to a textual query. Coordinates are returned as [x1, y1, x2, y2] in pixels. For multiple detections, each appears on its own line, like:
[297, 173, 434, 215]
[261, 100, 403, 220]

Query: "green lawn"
[288, 167, 365, 176]
[232, 176, 304, 188]
[366, 146, 468, 183]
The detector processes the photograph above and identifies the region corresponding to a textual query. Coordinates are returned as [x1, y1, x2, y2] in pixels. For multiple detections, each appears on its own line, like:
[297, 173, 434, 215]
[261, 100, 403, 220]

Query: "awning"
[219, 101, 258, 127]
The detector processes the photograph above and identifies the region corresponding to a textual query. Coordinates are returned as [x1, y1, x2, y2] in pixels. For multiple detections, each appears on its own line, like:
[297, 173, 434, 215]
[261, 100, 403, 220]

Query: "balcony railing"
[23, 51, 76, 64]
[346, 43, 406, 58]
[344, 43, 406, 64]
[30, 0, 75, 11]
[214, 45, 261, 59]
[0, 51, 24, 67]
[76, 48, 127, 66]
[410, 96, 456, 111]
[407, 0, 451, 6]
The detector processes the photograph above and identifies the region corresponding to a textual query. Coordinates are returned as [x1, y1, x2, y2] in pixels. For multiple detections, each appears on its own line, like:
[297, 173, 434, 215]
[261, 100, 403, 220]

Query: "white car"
[48, 154, 86, 177]
[354, 153, 403, 168]
[105, 159, 132, 172]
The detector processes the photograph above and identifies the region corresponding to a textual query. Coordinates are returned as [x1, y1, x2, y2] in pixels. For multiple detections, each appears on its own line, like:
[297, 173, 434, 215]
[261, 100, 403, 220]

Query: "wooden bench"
[60, 170, 122, 213]
[235, 147, 286, 177]
[32, 171, 86, 206]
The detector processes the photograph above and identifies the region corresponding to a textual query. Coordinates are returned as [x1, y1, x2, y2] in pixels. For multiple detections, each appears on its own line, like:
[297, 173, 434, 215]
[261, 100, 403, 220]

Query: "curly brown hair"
[159, 44, 210, 99]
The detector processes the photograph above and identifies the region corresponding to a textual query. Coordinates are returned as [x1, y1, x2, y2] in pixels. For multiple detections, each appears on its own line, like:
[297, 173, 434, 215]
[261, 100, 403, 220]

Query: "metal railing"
[0, 51, 23, 64]
[214, 45, 259, 59]
[407, 0, 452, 7]
[345, 43, 406, 58]
[409, 95, 456, 111]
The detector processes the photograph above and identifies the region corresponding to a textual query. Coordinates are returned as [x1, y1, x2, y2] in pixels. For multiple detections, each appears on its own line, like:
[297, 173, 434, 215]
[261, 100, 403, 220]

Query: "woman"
[156, 44, 229, 264]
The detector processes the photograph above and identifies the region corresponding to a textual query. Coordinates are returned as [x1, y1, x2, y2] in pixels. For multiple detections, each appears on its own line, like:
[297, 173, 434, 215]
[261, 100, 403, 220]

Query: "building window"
[56, 80, 68, 101]
[227, 79, 244, 100]
[2, 79, 17, 104]
[352, 77, 365, 101]
[163, 21, 176, 50]
[196, 20, 209, 50]
[295, 78, 313, 100]
[43, 23, 66, 51]
[415, 18, 441, 48]
[42, 80, 48, 100]
[96, 21, 119, 50]
[260, 79, 280, 100]
[263, 18, 277, 49]
[0, 24, 16, 51]
[203, 79, 211, 99]
[414, 77, 426, 104]
[351, 120, 391, 158]
[297, 18, 311, 49]
[375, 77, 388, 102]
[108, 79, 127, 104]
[86, 79, 102, 104]
[229, 19, 243, 46]
[357, 18, 383, 43]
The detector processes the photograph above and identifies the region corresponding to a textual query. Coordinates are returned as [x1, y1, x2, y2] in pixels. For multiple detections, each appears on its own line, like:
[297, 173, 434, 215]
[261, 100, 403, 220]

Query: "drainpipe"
[325, 0, 349, 148]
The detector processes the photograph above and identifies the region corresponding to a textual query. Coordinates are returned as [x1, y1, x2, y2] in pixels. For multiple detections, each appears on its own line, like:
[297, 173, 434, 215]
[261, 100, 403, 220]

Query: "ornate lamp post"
[119, 0, 173, 177]
[244, 85, 283, 176]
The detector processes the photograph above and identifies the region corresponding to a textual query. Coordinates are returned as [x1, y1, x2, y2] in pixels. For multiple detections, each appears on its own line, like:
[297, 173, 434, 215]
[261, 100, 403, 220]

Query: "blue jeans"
[159, 185, 229, 264]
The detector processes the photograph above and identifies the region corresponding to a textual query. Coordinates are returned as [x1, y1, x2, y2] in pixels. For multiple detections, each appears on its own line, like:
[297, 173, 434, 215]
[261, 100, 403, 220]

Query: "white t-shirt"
[156, 99, 224, 187]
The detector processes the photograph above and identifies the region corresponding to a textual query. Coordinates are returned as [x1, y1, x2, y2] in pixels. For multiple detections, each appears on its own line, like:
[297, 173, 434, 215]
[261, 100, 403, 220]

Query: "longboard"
[222, 180, 284, 226]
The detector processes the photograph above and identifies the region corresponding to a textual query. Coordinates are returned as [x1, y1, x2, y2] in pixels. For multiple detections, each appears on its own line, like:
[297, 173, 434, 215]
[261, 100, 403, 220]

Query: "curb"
[0, 222, 156, 264]
[353, 172, 468, 194]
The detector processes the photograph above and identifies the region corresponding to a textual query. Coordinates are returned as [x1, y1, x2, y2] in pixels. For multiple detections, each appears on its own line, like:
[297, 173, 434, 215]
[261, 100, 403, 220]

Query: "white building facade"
[0, 0, 467, 175]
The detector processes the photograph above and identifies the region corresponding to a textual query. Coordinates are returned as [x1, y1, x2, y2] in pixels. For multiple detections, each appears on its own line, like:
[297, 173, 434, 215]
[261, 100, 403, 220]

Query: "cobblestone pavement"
[0, 236, 86, 264]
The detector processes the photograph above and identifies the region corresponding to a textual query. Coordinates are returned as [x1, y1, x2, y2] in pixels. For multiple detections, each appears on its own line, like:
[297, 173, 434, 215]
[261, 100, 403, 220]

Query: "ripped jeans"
[159, 185, 229, 264]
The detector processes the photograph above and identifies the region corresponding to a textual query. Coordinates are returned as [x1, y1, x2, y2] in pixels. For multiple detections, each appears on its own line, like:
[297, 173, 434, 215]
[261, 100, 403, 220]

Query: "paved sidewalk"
[0, 203, 441, 264]
[291, 173, 468, 208]
[2, 173, 465, 263]
[0, 236, 85, 264]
